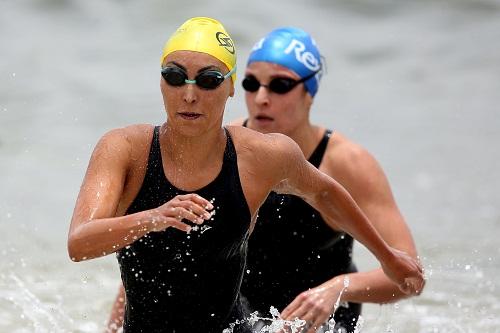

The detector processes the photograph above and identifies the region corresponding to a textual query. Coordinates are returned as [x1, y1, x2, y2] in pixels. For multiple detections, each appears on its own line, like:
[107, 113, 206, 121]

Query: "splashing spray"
[225, 276, 356, 333]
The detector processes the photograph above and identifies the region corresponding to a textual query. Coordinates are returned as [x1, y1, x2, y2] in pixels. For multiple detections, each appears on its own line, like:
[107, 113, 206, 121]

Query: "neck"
[160, 122, 226, 169]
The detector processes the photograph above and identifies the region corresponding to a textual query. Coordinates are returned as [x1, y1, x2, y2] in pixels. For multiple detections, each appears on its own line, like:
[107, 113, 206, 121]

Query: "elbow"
[67, 231, 87, 262]
[67, 239, 81, 262]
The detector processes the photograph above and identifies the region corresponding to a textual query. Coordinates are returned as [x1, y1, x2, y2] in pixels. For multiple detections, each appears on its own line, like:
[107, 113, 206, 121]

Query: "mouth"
[178, 112, 203, 120]
[254, 114, 274, 123]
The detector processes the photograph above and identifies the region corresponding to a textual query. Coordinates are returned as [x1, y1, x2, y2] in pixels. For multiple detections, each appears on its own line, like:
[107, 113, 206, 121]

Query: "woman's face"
[161, 50, 234, 136]
[244, 61, 313, 136]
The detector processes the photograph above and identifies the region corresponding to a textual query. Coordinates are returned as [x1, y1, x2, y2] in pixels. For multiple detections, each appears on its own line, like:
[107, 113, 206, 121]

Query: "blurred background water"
[1, 0, 499, 332]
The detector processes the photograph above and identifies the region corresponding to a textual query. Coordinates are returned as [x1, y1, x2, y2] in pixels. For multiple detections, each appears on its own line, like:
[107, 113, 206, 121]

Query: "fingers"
[177, 193, 214, 210]
[399, 275, 426, 296]
[385, 248, 427, 291]
[407, 258, 425, 295]
[149, 214, 193, 233]
[151, 194, 215, 232]
[179, 200, 213, 220]
[174, 195, 214, 219]
[165, 217, 193, 233]
[281, 297, 302, 319]
[305, 321, 321, 333]
[282, 291, 333, 333]
[170, 205, 206, 224]
[302, 307, 330, 333]
[297, 313, 326, 333]
[281, 294, 310, 321]
[283, 302, 310, 326]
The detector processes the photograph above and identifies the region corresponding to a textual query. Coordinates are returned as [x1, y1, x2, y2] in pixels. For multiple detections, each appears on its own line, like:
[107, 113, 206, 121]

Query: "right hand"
[280, 277, 346, 333]
[381, 247, 425, 296]
[147, 194, 214, 233]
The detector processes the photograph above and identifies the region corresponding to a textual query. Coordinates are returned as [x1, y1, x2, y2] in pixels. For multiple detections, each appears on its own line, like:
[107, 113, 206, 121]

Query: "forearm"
[68, 210, 154, 261]
[314, 181, 393, 263]
[340, 269, 410, 304]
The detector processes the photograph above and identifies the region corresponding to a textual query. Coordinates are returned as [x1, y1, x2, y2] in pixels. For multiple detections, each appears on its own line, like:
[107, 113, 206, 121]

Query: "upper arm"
[68, 129, 132, 236]
[326, 143, 417, 255]
[233, 128, 348, 220]
[266, 134, 334, 200]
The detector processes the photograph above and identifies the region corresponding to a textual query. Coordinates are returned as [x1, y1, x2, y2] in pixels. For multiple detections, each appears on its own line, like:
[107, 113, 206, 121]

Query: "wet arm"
[67, 129, 212, 261]
[105, 284, 125, 333]
[272, 135, 422, 290]
[67, 129, 153, 261]
[331, 148, 422, 302]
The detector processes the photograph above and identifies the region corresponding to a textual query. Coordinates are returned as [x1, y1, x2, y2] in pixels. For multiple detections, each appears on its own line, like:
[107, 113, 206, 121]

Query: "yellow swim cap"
[160, 17, 237, 82]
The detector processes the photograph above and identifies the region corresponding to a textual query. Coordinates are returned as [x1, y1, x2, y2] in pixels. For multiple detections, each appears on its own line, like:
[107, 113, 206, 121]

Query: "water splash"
[223, 306, 306, 333]
[325, 275, 350, 333]
[225, 276, 357, 333]
[0, 273, 74, 333]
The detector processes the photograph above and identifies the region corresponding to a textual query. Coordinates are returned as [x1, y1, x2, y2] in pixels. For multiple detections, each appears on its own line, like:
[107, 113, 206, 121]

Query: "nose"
[183, 84, 197, 104]
[254, 86, 270, 107]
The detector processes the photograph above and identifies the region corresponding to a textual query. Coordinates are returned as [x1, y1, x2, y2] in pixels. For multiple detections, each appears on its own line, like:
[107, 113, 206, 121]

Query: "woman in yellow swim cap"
[81, 16, 424, 333]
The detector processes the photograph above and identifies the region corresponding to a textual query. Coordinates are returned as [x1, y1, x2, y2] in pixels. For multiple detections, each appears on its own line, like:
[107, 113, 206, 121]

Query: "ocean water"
[1, 0, 499, 332]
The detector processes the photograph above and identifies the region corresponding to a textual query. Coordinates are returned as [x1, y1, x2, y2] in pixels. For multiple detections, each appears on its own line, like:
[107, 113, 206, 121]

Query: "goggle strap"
[224, 66, 237, 79]
[297, 69, 321, 84]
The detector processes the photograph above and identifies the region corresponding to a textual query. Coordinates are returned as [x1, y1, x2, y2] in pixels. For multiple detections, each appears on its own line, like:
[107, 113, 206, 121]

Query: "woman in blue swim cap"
[238, 27, 424, 333]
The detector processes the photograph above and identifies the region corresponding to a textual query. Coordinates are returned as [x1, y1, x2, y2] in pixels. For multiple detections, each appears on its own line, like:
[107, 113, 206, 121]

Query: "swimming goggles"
[242, 70, 320, 94]
[161, 66, 236, 90]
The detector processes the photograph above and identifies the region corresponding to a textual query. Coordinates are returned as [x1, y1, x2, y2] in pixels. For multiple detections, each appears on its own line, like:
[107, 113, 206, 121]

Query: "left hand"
[280, 277, 346, 333]
[381, 247, 425, 295]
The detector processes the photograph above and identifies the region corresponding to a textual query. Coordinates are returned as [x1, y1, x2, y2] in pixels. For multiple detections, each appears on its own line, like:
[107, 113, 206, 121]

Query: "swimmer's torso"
[117, 126, 251, 333]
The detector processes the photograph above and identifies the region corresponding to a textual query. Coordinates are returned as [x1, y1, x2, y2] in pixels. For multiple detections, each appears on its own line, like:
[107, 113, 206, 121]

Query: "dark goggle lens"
[161, 67, 186, 86]
[196, 71, 225, 90]
[241, 76, 261, 92]
[161, 67, 227, 90]
[268, 78, 297, 94]
[242, 76, 299, 94]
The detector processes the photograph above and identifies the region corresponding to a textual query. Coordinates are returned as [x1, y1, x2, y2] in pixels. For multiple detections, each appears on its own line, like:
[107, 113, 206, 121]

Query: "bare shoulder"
[227, 125, 300, 160]
[99, 124, 152, 146]
[323, 131, 391, 194]
[88, 124, 155, 174]
[226, 125, 303, 187]
[95, 124, 153, 154]
[325, 132, 377, 168]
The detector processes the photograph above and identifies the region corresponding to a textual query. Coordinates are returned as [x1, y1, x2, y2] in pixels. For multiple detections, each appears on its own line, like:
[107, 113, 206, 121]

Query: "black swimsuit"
[117, 126, 251, 333]
[240, 123, 361, 332]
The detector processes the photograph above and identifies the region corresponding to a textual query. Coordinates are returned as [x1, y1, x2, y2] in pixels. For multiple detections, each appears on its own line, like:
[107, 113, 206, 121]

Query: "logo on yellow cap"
[216, 32, 235, 54]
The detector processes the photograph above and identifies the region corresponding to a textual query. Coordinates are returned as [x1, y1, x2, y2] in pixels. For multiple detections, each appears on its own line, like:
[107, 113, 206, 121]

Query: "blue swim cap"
[247, 27, 323, 97]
